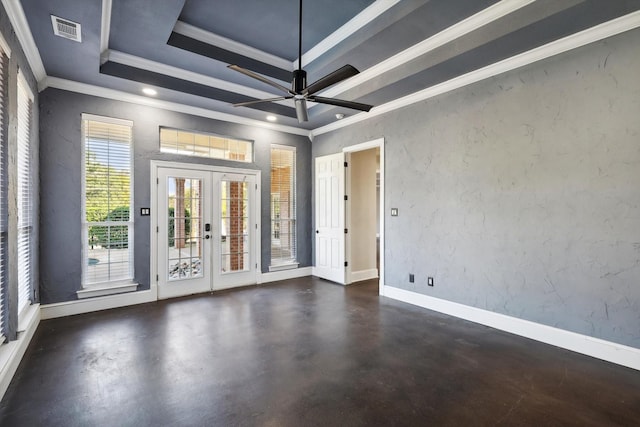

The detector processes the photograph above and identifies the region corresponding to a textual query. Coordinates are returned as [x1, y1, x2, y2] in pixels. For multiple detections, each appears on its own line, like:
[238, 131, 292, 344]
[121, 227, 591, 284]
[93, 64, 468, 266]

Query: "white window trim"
[80, 114, 137, 296]
[269, 144, 297, 268]
[76, 281, 138, 299]
[0, 42, 8, 345]
[268, 262, 299, 272]
[16, 70, 34, 317]
[0, 32, 11, 58]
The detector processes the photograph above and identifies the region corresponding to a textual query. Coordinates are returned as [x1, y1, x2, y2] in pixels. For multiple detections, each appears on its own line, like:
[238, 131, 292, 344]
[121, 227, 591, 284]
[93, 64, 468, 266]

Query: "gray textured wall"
[39, 89, 311, 304]
[313, 29, 640, 349]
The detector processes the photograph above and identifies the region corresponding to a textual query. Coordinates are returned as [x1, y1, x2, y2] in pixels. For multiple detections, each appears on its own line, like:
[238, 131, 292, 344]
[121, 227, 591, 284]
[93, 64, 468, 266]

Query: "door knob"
[205, 235, 210, 239]
[316, 230, 319, 234]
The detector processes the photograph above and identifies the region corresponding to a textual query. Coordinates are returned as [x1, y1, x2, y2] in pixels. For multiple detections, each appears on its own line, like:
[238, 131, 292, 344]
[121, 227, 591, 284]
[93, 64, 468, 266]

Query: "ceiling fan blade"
[295, 98, 309, 123]
[232, 96, 292, 107]
[304, 64, 360, 96]
[228, 65, 293, 95]
[308, 96, 373, 112]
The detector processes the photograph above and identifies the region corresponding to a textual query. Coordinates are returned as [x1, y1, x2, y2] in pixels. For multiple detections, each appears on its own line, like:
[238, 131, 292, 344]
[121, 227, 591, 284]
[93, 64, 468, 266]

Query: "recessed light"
[142, 87, 157, 96]
[335, 113, 345, 120]
[266, 115, 277, 122]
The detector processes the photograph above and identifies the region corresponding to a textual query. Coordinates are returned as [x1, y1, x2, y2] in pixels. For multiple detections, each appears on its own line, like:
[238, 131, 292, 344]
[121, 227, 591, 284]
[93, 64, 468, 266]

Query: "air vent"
[51, 15, 82, 42]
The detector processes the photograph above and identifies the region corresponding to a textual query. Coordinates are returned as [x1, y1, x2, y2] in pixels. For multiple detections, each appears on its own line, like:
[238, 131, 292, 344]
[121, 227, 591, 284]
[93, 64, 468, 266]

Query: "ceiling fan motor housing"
[292, 69, 307, 94]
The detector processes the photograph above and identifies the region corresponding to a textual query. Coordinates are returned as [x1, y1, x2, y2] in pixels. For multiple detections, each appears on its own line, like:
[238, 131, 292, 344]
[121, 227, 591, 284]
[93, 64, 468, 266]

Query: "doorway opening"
[345, 145, 381, 289]
[312, 138, 384, 294]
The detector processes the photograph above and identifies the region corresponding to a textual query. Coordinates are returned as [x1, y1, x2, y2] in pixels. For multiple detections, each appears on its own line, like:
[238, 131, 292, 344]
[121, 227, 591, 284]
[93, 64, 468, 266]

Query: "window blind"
[0, 50, 8, 342]
[82, 115, 133, 285]
[17, 71, 33, 316]
[270, 145, 297, 265]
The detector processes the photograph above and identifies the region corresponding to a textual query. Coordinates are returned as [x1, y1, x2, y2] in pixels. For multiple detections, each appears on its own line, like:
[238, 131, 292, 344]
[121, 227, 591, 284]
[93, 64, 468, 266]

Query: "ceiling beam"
[100, 0, 112, 57]
[173, 20, 293, 72]
[297, 0, 402, 69]
[310, 10, 640, 137]
[106, 50, 290, 104]
[313, 0, 536, 103]
[45, 76, 311, 137]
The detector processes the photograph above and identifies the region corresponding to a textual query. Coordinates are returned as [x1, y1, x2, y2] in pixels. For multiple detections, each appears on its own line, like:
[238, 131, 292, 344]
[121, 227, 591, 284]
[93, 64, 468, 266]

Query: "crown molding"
[44, 77, 311, 137]
[106, 50, 290, 105]
[0, 0, 46, 81]
[100, 0, 112, 56]
[297, 0, 402, 69]
[316, 0, 536, 101]
[173, 20, 293, 73]
[311, 10, 640, 137]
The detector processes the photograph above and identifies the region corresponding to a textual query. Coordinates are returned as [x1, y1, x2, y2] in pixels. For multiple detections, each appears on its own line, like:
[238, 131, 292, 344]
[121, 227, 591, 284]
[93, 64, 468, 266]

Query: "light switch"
[140, 208, 150, 216]
[391, 208, 398, 216]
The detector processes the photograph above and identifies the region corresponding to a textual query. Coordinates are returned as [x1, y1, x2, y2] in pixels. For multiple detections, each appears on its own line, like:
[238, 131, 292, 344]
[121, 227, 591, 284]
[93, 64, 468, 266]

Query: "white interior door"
[158, 168, 212, 299]
[314, 153, 345, 284]
[157, 167, 258, 299]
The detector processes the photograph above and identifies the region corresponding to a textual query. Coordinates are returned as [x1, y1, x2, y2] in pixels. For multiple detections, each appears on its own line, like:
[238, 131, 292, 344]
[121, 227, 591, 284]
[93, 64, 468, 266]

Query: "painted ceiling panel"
[100, 61, 298, 118]
[15, 0, 640, 131]
[177, 0, 376, 60]
[304, 0, 501, 96]
[167, 32, 292, 81]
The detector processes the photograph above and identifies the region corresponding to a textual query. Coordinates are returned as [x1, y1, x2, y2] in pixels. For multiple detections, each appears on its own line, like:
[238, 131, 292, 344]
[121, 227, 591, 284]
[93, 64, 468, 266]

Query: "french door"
[157, 167, 257, 299]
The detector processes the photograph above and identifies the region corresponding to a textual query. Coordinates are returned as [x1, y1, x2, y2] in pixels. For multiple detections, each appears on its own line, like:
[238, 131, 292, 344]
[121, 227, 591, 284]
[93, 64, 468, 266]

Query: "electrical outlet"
[427, 277, 434, 287]
[409, 274, 414, 283]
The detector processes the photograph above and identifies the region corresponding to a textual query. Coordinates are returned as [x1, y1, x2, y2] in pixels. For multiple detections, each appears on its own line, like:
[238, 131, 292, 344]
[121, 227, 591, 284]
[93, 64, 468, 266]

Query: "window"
[82, 114, 133, 285]
[0, 44, 8, 342]
[17, 71, 33, 316]
[270, 145, 297, 268]
[160, 127, 252, 162]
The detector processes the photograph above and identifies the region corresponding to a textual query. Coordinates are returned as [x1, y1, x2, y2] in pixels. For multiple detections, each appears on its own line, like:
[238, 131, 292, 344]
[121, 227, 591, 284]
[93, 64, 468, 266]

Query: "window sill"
[269, 262, 299, 272]
[77, 282, 139, 299]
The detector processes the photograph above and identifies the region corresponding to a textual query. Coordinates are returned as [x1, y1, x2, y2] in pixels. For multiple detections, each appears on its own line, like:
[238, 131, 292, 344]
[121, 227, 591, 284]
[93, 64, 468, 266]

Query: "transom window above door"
[160, 127, 253, 163]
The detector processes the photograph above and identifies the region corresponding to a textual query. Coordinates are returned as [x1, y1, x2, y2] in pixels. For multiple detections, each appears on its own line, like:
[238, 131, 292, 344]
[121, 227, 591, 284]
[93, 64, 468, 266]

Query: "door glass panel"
[220, 179, 249, 273]
[167, 177, 203, 280]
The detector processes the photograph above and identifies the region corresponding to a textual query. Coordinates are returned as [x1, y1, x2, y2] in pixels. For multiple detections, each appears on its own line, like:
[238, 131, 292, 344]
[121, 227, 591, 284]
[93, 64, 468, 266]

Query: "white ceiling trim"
[44, 76, 311, 137]
[315, 0, 536, 101]
[106, 50, 291, 106]
[311, 10, 640, 137]
[1, 0, 46, 82]
[173, 21, 293, 73]
[100, 0, 112, 56]
[297, 0, 402, 69]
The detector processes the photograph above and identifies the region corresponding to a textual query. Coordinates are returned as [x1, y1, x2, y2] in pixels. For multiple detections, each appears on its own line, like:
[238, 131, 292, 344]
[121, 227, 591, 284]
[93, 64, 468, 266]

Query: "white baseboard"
[258, 266, 312, 284]
[0, 304, 41, 400]
[40, 288, 157, 320]
[383, 285, 640, 371]
[349, 268, 378, 283]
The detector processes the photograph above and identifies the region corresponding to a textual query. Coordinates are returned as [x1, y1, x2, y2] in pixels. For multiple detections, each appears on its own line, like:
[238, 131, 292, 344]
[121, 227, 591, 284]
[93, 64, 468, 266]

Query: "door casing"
[312, 139, 385, 294]
[344, 138, 385, 295]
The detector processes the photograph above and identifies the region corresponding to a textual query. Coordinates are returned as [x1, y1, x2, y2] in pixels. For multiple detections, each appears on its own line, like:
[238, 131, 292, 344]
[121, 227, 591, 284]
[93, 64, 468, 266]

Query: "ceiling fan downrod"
[227, 0, 373, 123]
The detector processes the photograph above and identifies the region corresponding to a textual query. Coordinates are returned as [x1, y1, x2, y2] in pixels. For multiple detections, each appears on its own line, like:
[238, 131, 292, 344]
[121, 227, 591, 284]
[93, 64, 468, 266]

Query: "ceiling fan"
[228, 0, 373, 123]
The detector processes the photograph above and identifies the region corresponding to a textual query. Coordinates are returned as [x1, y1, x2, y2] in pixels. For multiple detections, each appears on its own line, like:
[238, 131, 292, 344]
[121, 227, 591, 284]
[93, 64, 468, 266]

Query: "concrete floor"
[1, 277, 639, 426]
